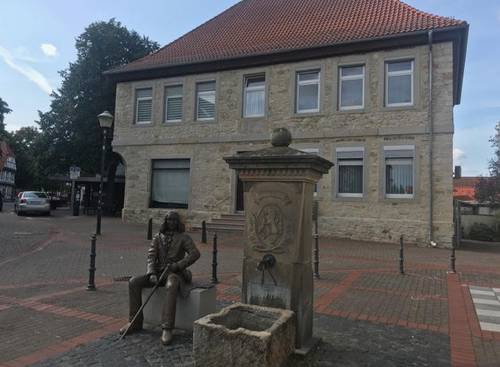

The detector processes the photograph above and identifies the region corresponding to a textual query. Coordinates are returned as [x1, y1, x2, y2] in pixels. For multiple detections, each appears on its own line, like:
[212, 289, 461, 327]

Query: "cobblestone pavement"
[1, 207, 500, 366]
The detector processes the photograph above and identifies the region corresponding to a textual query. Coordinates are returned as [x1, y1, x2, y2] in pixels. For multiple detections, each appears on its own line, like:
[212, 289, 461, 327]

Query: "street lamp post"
[96, 111, 114, 236]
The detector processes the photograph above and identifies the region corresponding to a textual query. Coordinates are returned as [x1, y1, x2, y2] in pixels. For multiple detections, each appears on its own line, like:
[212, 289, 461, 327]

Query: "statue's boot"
[119, 322, 142, 336]
[161, 329, 173, 345]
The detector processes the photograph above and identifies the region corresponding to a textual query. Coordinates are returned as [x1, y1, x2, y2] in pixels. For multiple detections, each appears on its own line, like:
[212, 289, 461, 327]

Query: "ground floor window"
[336, 148, 364, 197]
[384, 146, 414, 198]
[150, 159, 190, 208]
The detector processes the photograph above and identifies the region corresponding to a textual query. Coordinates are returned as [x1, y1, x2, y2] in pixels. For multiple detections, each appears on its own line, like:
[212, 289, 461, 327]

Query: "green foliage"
[475, 121, 500, 206]
[0, 97, 12, 138]
[468, 222, 498, 242]
[36, 19, 159, 176]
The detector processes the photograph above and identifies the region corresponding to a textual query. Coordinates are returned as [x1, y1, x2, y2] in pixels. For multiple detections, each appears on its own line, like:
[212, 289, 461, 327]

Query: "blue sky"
[0, 0, 499, 176]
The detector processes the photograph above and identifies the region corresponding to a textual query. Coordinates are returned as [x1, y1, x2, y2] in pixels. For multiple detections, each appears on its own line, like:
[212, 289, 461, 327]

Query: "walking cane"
[118, 264, 171, 341]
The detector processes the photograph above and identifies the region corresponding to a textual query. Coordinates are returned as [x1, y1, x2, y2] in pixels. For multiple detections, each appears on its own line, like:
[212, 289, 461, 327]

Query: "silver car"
[15, 191, 51, 216]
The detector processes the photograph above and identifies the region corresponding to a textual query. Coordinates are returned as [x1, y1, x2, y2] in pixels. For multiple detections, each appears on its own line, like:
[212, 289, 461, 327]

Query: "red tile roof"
[113, 0, 465, 74]
[453, 177, 490, 201]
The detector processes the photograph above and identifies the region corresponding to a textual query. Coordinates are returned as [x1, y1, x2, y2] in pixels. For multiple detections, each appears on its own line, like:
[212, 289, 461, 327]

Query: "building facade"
[108, 0, 468, 247]
[0, 141, 16, 200]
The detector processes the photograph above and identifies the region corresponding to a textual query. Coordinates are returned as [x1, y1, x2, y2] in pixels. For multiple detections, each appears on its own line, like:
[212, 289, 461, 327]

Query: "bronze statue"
[120, 211, 200, 345]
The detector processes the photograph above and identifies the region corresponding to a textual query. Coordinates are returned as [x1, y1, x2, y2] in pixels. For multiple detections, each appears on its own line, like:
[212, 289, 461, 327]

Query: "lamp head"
[97, 111, 114, 129]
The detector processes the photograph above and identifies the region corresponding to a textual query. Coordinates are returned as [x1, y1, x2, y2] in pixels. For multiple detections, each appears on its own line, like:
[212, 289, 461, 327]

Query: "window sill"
[292, 111, 324, 118]
[333, 194, 365, 202]
[132, 122, 154, 128]
[150, 203, 188, 209]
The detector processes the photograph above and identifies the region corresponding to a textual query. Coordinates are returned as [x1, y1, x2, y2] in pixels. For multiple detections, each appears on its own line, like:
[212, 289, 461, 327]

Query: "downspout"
[428, 30, 435, 246]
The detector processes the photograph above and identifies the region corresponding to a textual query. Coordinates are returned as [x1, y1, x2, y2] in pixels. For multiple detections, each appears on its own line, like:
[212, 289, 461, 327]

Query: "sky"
[0, 0, 499, 176]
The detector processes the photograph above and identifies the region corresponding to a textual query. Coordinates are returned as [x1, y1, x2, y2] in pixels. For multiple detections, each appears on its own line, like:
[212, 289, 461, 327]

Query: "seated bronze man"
[120, 211, 200, 345]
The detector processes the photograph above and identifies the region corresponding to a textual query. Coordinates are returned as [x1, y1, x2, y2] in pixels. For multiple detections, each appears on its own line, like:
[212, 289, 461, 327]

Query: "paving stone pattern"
[470, 286, 500, 333]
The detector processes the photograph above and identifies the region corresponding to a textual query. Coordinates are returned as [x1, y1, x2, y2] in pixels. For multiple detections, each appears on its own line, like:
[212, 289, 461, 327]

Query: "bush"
[468, 222, 497, 241]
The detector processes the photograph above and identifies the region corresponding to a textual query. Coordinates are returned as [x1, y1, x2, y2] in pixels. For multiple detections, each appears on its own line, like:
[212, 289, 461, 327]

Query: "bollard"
[147, 218, 153, 241]
[399, 235, 405, 275]
[87, 234, 97, 290]
[201, 220, 207, 244]
[450, 246, 456, 273]
[313, 200, 320, 279]
[211, 233, 218, 284]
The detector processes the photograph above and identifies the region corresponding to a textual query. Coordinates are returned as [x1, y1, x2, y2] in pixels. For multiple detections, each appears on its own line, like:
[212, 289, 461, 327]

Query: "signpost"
[70, 166, 81, 216]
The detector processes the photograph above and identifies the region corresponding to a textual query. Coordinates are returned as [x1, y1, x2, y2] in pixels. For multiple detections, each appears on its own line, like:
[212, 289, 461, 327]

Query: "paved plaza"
[1, 203, 500, 366]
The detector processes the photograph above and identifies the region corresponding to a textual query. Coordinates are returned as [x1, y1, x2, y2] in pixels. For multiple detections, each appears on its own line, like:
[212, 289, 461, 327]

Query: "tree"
[0, 97, 12, 138]
[475, 121, 500, 206]
[8, 127, 45, 189]
[37, 19, 159, 176]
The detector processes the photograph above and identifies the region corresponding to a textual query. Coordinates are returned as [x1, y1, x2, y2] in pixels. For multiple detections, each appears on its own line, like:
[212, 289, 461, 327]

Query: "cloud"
[40, 43, 57, 57]
[0, 45, 53, 94]
[453, 148, 466, 163]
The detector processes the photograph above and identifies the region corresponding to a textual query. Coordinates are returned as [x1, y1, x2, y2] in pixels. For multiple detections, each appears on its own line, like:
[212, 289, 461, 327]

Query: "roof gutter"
[105, 25, 469, 105]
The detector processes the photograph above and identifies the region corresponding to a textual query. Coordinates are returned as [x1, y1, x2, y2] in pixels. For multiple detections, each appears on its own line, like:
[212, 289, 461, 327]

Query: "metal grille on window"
[165, 85, 183, 122]
[244, 75, 265, 117]
[337, 150, 363, 197]
[296, 70, 320, 113]
[151, 159, 190, 208]
[385, 148, 414, 197]
[339, 65, 364, 110]
[136, 88, 152, 123]
[196, 81, 216, 120]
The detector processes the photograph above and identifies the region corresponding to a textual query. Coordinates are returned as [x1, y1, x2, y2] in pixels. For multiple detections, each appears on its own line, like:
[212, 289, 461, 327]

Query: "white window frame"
[384, 145, 415, 199]
[135, 88, 153, 124]
[243, 75, 266, 118]
[164, 84, 183, 123]
[385, 60, 414, 107]
[339, 65, 365, 110]
[196, 81, 216, 122]
[296, 70, 320, 114]
[336, 147, 364, 198]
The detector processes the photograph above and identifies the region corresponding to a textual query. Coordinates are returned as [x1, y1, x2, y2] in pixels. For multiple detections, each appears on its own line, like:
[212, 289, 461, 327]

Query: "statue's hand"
[149, 274, 158, 284]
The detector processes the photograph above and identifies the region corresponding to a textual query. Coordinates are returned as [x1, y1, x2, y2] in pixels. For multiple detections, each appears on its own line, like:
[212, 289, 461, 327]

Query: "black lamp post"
[96, 111, 113, 236]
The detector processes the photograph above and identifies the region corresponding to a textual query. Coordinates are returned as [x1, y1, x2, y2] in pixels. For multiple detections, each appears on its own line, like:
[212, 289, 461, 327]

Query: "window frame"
[164, 84, 183, 123]
[243, 74, 266, 118]
[336, 147, 365, 198]
[135, 88, 153, 125]
[150, 158, 191, 209]
[385, 59, 414, 108]
[195, 81, 216, 122]
[338, 65, 365, 111]
[296, 70, 321, 114]
[384, 145, 415, 199]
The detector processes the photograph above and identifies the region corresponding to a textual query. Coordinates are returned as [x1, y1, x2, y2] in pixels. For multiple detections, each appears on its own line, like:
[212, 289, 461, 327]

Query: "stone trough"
[193, 303, 295, 367]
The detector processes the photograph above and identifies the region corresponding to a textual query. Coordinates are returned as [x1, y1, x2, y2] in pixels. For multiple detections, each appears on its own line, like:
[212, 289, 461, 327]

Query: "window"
[151, 159, 190, 208]
[165, 85, 183, 122]
[243, 75, 265, 117]
[196, 81, 216, 121]
[296, 70, 320, 113]
[339, 65, 364, 110]
[385, 60, 414, 107]
[337, 148, 364, 197]
[135, 88, 152, 124]
[384, 146, 414, 198]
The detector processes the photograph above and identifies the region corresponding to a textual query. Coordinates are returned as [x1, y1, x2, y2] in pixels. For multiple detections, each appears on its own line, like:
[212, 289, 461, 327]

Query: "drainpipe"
[428, 30, 435, 246]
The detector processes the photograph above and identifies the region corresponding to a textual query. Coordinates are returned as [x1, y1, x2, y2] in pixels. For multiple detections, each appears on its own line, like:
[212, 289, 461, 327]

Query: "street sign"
[69, 166, 81, 180]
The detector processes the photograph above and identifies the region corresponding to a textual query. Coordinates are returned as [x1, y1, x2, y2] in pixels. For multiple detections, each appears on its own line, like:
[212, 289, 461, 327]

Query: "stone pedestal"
[225, 128, 333, 349]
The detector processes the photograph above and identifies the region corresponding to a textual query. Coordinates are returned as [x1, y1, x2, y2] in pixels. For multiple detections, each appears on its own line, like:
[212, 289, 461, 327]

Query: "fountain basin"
[193, 303, 295, 367]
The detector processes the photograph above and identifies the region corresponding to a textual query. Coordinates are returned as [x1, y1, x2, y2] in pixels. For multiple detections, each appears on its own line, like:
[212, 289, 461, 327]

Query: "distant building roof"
[0, 141, 14, 172]
[453, 177, 493, 202]
[106, 0, 468, 102]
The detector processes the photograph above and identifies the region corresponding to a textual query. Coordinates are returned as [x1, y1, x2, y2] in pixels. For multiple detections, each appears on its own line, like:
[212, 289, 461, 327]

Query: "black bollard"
[399, 235, 405, 275]
[87, 234, 97, 290]
[450, 246, 456, 273]
[212, 233, 218, 284]
[201, 220, 207, 244]
[313, 200, 320, 279]
[147, 218, 153, 240]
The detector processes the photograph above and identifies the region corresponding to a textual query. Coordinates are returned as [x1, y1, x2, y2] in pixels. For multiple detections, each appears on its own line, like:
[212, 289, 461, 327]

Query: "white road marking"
[470, 289, 496, 296]
[473, 298, 500, 306]
[476, 309, 500, 318]
[479, 322, 500, 333]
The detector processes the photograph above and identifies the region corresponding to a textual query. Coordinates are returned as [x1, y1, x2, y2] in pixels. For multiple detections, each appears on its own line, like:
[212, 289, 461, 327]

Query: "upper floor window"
[296, 70, 320, 113]
[135, 88, 153, 124]
[243, 75, 265, 118]
[385, 60, 414, 107]
[337, 148, 364, 197]
[339, 65, 364, 110]
[165, 85, 183, 123]
[196, 81, 216, 121]
[384, 146, 414, 199]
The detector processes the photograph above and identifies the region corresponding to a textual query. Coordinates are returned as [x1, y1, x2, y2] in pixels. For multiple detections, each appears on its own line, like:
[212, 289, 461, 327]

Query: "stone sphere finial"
[271, 128, 292, 147]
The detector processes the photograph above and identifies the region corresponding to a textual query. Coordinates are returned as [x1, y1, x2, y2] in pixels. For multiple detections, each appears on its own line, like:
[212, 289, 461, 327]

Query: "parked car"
[14, 191, 51, 216]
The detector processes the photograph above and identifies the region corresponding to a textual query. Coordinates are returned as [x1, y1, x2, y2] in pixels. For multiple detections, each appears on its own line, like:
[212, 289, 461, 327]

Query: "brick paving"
[1, 206, 500, 366]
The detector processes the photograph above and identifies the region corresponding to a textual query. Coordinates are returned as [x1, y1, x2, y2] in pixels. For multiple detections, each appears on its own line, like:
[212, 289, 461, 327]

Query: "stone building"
[106, 0, 469, 247]
[0, 141, 16, 200]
